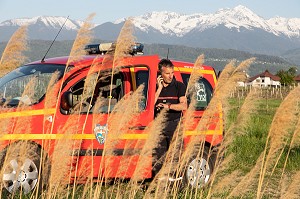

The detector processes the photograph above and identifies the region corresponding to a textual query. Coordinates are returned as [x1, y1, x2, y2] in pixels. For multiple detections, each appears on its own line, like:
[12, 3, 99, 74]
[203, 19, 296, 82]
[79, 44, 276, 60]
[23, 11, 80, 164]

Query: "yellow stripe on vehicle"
[130, 67, 137, 91]
[0, 134, 94, 141]
[184, 130, 223, 136]
[0, 134, 148, 141]
[0, 130, 222, 141]
[0, 108, 56, 119]
[120, 134, 148, 139]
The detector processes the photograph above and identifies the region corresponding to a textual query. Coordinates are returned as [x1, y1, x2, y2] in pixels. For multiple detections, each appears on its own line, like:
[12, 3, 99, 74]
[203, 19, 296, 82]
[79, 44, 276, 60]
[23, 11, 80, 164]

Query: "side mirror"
[60, 91, 73, 112]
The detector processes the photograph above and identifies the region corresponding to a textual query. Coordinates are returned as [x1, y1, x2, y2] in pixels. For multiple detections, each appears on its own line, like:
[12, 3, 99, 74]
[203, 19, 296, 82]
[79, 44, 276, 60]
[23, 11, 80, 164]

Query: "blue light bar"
[84, 43, 144, 55]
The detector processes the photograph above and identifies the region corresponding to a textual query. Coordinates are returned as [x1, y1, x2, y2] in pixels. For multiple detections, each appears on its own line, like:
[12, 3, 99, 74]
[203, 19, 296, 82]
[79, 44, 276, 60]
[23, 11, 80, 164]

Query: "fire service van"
[0, 43, 223, 194]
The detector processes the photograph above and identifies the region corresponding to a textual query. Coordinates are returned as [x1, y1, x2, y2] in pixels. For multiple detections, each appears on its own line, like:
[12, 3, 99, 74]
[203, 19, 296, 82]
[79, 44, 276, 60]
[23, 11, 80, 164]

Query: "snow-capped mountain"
[127, 5, 300, 38]
[0, 16, 86, 41]
[267, 17, 300, 38]
[1, 5, 300, 56]
[0, 16, 83, 30]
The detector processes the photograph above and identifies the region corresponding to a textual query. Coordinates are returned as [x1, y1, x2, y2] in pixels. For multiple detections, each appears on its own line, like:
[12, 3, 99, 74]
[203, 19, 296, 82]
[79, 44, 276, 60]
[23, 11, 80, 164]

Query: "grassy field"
[1, 76, 300, 198]
[209, 94, 300, 198]
[34, 97, 300, 199]
[1, 16, 300, 199]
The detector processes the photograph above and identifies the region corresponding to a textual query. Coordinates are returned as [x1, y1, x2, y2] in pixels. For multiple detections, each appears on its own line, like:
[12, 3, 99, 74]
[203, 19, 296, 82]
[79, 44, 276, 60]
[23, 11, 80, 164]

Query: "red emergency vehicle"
[0, 43, 223, 194]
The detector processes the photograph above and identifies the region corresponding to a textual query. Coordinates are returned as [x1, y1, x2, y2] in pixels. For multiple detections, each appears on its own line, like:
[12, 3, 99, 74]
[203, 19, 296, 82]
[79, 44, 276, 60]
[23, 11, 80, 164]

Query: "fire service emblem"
[94, 124, 108, 144]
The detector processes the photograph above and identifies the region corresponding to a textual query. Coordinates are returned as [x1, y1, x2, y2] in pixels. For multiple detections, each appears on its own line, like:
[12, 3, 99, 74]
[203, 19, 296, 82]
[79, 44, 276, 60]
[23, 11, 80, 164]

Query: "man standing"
[153, 58, 187, 180]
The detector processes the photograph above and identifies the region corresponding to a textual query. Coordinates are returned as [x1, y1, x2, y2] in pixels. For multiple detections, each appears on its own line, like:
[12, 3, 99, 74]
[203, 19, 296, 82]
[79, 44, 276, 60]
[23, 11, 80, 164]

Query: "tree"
[276, 67, 297, 86]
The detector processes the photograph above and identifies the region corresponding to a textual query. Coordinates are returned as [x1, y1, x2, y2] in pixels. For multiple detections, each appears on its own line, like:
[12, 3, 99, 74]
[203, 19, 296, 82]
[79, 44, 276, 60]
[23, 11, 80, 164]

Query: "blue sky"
[0, 0, 299, 23]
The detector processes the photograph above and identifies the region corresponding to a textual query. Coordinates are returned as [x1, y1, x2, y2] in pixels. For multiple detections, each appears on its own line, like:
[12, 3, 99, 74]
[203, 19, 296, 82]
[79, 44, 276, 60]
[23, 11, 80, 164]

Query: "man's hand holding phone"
[157, 75, 163, 89]
[155, 75, 164, 104]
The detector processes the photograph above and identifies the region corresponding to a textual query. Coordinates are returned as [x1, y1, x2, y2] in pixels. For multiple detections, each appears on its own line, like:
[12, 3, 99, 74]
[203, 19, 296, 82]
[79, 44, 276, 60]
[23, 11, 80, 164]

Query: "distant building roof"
[294, 74, 300, 81]
[247, 70, 280, 82]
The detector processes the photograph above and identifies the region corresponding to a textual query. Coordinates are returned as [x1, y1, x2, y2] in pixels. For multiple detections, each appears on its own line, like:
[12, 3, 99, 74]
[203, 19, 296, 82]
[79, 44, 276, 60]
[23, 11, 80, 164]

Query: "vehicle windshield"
[0, 64, 66, 106]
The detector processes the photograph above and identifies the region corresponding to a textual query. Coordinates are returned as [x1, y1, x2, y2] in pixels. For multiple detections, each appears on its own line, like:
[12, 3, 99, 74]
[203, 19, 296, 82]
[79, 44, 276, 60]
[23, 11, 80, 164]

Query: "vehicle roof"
[27, 54, 216, 72]
[28, 55, 105, 66]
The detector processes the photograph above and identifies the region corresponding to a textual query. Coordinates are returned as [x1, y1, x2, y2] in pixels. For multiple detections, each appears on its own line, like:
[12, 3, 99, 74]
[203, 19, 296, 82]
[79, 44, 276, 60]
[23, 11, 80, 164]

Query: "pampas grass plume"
[0, 25, 28, 77]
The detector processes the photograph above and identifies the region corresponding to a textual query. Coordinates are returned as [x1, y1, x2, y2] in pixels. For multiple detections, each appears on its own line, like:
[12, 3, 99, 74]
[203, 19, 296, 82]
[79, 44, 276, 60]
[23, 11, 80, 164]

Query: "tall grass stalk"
[228, 153, 264, 197]
[49, 13, 95, 196]
[280, 103, 300, 182]
[105, 85, 144, 180]
[221, 88, 260, 151]
[67, 13, 95, 65]
[211, 89, 260, 196]
[170, 55, 205, 197]
[205, 58, 255, 198]
[127, 113, 164, 197]
[281, 170, 300, 198]
[90, 19, 138, 197]
[48, 12, 96, 145]
[107, 18, 136, 114]
[257, 85, 300, 198]
[0, 26, 28, 77]
[47, 118, 82, 199]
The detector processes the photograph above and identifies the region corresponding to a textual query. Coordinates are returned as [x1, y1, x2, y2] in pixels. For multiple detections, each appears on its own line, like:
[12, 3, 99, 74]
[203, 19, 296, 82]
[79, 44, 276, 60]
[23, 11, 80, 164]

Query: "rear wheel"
[0, 142, 50, 195]
[184, 146, 216, 188]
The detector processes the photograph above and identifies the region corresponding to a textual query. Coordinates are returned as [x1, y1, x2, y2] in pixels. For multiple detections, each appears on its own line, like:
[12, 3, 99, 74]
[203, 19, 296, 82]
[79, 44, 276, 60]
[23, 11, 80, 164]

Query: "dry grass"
[107, 18, 136, 113]
[112, 18, 136, 67]
[2, 11, 300, 199]
[0, 25, 28, 77]
[227, 153, 264, 197]
[127, 112, 165, 197]
[46, 117, 82, 198]
[207, 89, 261, 197]
[223, 88, 260, 148]
[67, 13, 95, 66]
[257, 85, 300, 198]
[223, 85, 300, 198]
[282, 170, 300, 199]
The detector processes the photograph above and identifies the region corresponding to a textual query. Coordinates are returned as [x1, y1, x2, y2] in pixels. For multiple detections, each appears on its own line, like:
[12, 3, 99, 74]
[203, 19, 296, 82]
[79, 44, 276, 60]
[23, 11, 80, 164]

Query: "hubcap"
[2, 158, 39, 194]
[186, 158, 211, 188]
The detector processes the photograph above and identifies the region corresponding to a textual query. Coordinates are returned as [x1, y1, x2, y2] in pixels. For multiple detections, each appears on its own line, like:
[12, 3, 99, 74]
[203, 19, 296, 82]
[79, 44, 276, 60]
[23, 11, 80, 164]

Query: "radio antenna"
[166, 48, 169, 59]
[41, 16, 69, 63]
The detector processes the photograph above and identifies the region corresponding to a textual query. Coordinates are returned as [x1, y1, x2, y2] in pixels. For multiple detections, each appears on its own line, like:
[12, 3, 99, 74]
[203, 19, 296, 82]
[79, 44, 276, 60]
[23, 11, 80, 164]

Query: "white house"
[245, 70, 281, 87]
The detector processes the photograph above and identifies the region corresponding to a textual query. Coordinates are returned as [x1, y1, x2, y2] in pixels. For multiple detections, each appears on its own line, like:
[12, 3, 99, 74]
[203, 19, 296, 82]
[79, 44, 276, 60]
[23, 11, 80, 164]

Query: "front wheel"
[0, 142, 50, 195]
[183, 146, 216, 188]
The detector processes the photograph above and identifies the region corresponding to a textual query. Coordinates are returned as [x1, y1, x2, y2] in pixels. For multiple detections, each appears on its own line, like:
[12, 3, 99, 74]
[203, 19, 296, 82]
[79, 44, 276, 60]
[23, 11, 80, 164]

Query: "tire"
[0, 142, 50, 196]
[183, 146, 216, 189]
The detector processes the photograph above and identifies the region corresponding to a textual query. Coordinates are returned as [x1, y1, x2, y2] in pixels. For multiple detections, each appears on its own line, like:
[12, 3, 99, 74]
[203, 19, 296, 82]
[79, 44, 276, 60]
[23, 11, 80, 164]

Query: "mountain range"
[0, 5, 300, 64]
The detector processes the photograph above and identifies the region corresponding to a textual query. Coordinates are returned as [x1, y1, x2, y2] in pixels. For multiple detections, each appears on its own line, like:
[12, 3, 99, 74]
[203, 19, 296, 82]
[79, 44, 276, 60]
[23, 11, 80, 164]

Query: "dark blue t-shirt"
[155, 78, 186, 121]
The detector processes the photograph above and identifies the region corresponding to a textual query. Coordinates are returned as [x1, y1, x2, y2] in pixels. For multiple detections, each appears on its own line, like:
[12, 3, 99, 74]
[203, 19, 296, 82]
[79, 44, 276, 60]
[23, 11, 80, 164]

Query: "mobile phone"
[157, 75, 163, 85]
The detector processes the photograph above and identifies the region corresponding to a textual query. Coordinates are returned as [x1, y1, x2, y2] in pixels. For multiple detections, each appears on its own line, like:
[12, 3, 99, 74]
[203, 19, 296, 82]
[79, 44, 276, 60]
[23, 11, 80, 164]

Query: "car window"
[62, 71, 124, 114]
[135, 70, 149, 110]
[181, 73, 213, 110]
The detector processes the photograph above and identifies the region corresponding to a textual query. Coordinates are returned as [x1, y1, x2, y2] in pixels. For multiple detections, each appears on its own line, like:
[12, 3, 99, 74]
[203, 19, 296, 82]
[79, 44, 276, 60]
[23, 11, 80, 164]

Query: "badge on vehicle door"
[94, 124, 108, 144]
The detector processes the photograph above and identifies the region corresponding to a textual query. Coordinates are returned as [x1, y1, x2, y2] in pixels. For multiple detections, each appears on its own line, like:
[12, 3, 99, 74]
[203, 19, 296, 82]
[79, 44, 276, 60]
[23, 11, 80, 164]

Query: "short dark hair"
[158, 59, 174, 71]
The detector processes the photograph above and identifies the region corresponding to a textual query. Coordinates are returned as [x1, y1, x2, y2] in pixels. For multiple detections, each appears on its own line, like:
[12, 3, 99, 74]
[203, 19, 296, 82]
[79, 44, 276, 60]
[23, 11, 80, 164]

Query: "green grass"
[226, 100, 277, 173]
[227, 98, 300, 172]
[211, 97, 300, 198]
